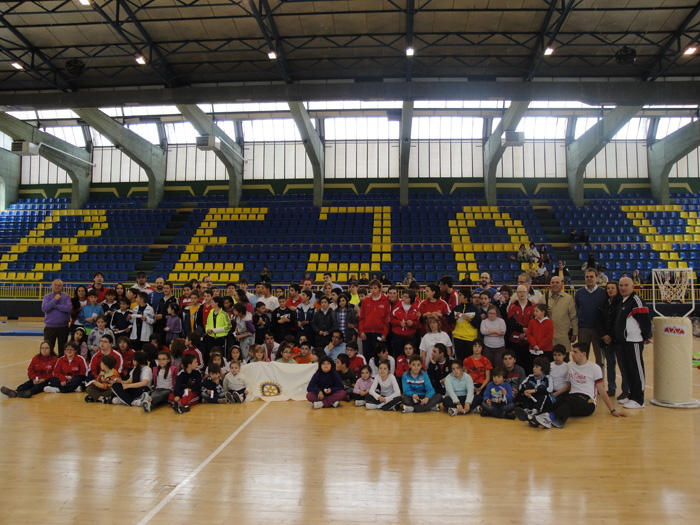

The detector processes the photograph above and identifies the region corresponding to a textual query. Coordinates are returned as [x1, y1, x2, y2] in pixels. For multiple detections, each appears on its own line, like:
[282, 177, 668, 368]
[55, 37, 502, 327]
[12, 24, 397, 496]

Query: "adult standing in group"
[474, 272, 500, 302]
[359, 279, 391, 362]
[510, 273, 543, 305]
[615, 277, 652, 409]
[149, 277, 165, 309]
[134, 272, 154, 294]
[575, 269, 607, 377]
[544, 276, 578, 352]
[87, 271, 108, 304]
[507, 285, 536, 372]
[598, 281, 628, 400]
[42, 279, 72, 356]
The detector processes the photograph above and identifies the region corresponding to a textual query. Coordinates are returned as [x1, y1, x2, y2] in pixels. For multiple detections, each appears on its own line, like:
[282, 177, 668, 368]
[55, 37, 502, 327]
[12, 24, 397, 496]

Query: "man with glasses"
[510, 273, 543, 305]
[544, 276, 578, 353]
[575, 268, 607, 376]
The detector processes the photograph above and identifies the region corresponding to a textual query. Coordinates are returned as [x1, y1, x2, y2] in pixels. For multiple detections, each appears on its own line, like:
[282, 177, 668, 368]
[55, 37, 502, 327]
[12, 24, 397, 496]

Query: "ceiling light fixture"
[11, 62, 23, 70]
[268, 51, 277, 60]
[406, 47, 415, 57]
[684, 47, 697, 55]
[135, 56, 146, 65]
[544, 47, 554, 56]
[78, 0, 91, 5]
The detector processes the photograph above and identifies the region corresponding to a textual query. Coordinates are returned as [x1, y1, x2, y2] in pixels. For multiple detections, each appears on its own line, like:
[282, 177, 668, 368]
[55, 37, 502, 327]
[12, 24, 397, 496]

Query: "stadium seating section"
[0, 191, 698, 286]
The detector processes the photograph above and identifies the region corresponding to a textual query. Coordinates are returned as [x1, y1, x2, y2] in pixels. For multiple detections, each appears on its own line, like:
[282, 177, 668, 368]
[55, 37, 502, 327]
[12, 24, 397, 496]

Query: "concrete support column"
[177, 104, 244, 207]
[648, 120, 700, 205]
[0, 113, 92, 209]
[0, 148, 20, 209]
[566, 105, 643, 205]
[483, 101, 529, 205]
[289, 102, 324, 207]
[73, 109, 166, 208]
[399, 101, 414, 207]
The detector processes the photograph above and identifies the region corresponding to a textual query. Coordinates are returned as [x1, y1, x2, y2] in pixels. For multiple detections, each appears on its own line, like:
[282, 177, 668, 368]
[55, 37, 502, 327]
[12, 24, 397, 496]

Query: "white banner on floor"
[241, 361, 317, 402]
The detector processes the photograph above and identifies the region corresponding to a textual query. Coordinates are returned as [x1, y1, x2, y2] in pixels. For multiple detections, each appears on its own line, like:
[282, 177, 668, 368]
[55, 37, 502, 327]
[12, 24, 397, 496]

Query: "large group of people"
[1, 268, 652, 428]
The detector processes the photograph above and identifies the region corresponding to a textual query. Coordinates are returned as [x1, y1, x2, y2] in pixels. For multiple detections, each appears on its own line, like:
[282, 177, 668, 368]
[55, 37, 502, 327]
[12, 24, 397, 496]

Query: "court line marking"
[0, 359, 31, 369]
[137, 401, 269, 525]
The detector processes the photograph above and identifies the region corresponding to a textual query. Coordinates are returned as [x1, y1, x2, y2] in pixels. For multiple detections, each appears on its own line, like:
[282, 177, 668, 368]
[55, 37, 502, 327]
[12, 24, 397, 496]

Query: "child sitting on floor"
[224, 361, 249, 403]
[463, 340, 492, 411]
[515, 356, 555, 419]
[306, 356, 345, 409]
[111, 351, 152, 407]
[402, 354, 443, 413]
[84, 354, 121, 404]
[480, 366, 515, 419]
[43, 341, 88, 394]
[365, 360, 402, 411]
[201, 364, 227, 404]
[169, 353, 202, 414]
[442, 360, 474, 416]
[351, 365, 374, 407]
[335, 353, 356, 399]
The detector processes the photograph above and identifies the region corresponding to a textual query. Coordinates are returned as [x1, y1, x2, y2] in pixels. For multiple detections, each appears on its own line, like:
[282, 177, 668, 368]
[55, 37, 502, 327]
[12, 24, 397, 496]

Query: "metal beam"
[648, 4, 700, 80]
[0, 12, 70, 91]
[0, 113, 92, 208]
[399, 100, 413, 206]
[405, 0, 415, 81]
[526, 0, 578, 81]
[483, 101, 529, 205]
[648, 120, 700, 205]
[0, 147, 21, 210]
[247, 0, 292, 83]
[288, 102, 324, 207]
[91, 0, 176, 87]
[177, 104, 244, 207]
[565, 105, 642, 205]
[73, 108, 166, 209]
[3, 80, 700, 109]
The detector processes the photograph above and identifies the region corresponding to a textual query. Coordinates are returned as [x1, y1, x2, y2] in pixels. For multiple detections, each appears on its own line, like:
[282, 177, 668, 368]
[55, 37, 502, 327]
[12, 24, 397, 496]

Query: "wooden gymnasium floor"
[2, 321, 700, 524]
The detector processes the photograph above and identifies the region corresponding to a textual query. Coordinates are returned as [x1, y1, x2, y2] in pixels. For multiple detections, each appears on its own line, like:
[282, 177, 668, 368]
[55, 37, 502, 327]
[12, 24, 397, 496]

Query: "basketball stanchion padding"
[651, 317, 700, 408]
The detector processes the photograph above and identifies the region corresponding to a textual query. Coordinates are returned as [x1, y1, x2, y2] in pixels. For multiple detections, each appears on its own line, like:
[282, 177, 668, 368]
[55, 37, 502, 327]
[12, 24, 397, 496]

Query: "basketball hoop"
[651, 268, 695, 316]
[650, 267, 700, 409]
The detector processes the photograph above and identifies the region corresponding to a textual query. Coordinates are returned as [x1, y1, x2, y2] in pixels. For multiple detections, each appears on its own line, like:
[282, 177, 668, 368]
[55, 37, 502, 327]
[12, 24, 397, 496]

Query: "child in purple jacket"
[164, 303, 183, 345]
[306, 356, 345, 409]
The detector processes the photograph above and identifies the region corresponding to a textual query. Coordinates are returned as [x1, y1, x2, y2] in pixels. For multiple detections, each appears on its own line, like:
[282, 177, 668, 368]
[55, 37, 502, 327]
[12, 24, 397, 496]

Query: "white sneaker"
[365, 403, 377, 410]
[43, 386, 60, 394]
[431, 405, 441, 412]
[313, 401, 323, 409]
[534, 413, 552, 429]
[141, 395, 152, 413]
[354, 400, 366, 407]
[332, 401, 340, 408]
[623, 400, 645, 409]
[74, 385, 83, 393]
[402, 405, 414, 413]
[448, 407, 458, 417]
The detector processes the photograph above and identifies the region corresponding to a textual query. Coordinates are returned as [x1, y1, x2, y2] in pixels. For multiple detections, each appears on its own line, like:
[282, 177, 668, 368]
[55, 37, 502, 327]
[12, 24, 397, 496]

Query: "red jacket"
[395, 354, 424, 379]
[390, 302, 421, 338]
[116, 348, 135, 377]
[348, 354, 367, 377]
[417, 298, 451, 334]
[89, 349, 124, 378]
[527, 318, 554, 352]
[507, 301, 536, 345]
[52, 354, 88, 382]
[359, 293, 391, 337]
[442, 290, 459, 331]
[27, 354, 59, 381]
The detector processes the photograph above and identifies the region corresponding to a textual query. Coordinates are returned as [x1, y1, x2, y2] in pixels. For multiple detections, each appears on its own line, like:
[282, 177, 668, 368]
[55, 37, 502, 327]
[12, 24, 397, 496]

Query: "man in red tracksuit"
[359, 279, 391, 362]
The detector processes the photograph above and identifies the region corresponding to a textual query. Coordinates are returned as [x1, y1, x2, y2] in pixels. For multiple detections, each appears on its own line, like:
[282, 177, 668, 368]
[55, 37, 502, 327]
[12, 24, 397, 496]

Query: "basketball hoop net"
[652, 268, 695, 317]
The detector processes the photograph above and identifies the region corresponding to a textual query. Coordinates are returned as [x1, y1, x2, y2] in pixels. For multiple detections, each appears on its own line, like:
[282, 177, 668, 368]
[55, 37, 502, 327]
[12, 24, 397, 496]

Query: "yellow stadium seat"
[382, 253, 390, 262]
[317, 263, 328, 272]
[338, 273, 348, 282]
[455, 253, 465, 262]
[468, 263, 478, 272]
[360, 263, 370, 272]
[470, 272, 479, 281]
[667, 261, 678, 269]
[349, 263, 359, 272]
[371, 254, 380, 262]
